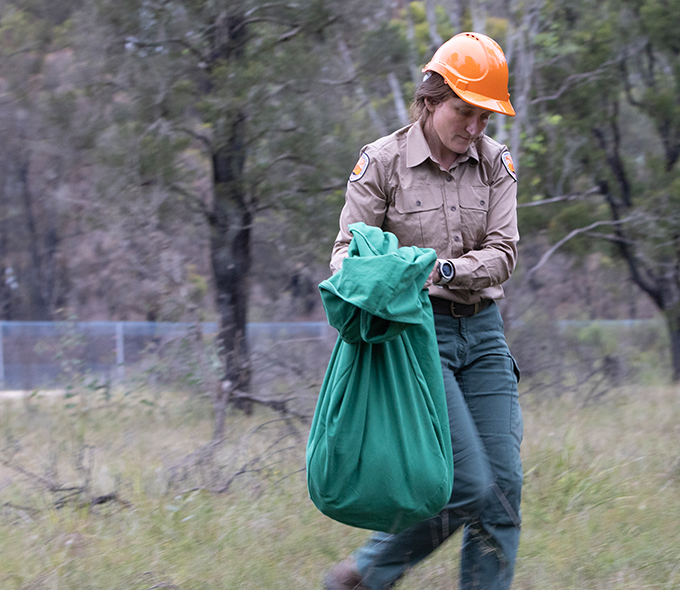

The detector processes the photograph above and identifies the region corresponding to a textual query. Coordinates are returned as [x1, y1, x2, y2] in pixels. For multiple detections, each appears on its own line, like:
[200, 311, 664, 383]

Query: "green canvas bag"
[306, 223, 453, 533]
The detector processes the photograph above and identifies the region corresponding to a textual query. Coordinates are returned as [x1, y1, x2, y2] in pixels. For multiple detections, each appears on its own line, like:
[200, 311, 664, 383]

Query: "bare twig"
[277, 25, 303, 43]
[1, 501, 39, 514]
[318, 75, 357, 86]
[525, 216, 637, 280]
[581, 231, 635, 244]
[3, 42, 42, 59]
[229, 390, 303, 416]
[273, 466, 306, 485]
[0, 457, 71, 493]
[517, 186, 602, 208]
[529, 45, 644, 106]
[176, 126, 212, 150]
[1, 448, 129, 511]
[244, 3, 301, 18]
[129, 38, 204, 62]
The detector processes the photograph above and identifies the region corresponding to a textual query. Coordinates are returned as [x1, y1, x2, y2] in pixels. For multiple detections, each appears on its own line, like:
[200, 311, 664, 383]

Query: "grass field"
[0, 382, 678, 589]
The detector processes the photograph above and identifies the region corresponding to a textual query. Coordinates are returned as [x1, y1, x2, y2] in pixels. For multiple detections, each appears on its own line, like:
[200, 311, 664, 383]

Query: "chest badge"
[349, 152, 370, 182]
[501, 150, 517, 182]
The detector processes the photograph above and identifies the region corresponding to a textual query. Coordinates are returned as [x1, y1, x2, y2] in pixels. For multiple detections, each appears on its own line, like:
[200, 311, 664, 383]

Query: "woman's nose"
[467, 117, 485, 136]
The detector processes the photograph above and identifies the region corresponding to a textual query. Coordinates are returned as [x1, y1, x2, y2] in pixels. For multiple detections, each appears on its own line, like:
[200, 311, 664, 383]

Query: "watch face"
[441, 262, 454, 280]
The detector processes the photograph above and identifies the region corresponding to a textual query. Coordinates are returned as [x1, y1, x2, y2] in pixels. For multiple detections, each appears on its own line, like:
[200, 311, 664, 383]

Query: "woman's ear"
[424, 98, 436, 113]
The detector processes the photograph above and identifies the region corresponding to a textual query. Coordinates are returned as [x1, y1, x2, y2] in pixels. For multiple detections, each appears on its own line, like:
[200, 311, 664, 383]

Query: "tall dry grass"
[0, 382, 677, 589]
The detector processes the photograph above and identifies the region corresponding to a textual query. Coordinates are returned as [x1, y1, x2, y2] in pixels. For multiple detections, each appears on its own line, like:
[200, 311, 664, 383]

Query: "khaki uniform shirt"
[331, 122, 519, 304]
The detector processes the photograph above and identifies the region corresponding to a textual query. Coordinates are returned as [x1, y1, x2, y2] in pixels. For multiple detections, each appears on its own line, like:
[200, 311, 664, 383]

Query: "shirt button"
[416, 200, 421, 206]
[446, 176, 453, 182]
[480, 200, 485, 206]
[454, 236, 460, 242]
[450, 206, 456, 211]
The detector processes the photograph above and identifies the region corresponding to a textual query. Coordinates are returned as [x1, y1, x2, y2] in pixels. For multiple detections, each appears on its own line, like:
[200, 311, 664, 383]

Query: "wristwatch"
[437, 260, 455, 284]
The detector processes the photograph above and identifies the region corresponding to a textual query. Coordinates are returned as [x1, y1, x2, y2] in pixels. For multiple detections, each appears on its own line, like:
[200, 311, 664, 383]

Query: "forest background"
[1, 2, 679, 589]
[2, 0, 680, 393]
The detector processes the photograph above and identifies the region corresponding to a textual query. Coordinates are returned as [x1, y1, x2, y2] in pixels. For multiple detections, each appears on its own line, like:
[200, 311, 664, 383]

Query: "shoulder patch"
[349, 152, 370, 182]
[501, 150, 517, 181]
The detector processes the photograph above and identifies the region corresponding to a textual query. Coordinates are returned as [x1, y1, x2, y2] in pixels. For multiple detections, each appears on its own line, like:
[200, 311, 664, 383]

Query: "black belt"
[429, 297, 492, 318]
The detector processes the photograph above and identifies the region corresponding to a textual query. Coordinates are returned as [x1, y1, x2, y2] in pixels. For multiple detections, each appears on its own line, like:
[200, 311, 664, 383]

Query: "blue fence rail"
[0, 321, 332, 390]
[0, 318, 664, 391]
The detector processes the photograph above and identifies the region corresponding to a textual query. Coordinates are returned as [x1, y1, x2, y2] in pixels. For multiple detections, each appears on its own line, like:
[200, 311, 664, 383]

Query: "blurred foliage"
[360, 22, 410, 74]
[2, 0, 680, 376]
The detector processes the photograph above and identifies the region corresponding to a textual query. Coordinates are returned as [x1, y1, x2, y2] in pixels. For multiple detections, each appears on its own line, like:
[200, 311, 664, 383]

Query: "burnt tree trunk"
[594, 101, 680, 381]
[209, 110, 253, 432]
[204, 13, 254, 437]
[20, 160, 60, 321]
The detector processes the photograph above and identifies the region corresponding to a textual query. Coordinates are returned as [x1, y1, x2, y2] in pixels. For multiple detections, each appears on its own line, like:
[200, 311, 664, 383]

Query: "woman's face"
[426, 95, 491, 157]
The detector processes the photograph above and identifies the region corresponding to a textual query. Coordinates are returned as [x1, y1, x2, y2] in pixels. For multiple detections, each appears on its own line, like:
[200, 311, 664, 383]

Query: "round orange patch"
[349, 152, 370, 182]
[502, 150, 517, 181]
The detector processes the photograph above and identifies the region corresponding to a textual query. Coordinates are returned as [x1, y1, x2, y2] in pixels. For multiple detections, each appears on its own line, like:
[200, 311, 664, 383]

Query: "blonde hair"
[410, 71, 456, 122]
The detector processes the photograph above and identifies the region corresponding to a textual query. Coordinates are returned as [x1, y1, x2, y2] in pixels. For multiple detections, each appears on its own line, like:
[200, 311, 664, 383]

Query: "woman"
[324, 32, 523, 590]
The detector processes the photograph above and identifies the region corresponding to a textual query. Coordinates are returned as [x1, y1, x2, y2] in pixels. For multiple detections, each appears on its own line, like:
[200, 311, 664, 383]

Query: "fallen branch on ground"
[229, 390, 310, 420]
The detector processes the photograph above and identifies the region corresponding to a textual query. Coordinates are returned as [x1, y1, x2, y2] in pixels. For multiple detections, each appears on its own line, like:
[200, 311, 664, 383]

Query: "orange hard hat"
[423, 32, 515, 116]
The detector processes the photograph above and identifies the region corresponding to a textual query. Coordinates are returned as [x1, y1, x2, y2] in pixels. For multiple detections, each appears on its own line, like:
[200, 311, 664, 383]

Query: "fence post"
[116, 322, 125, 382]
[0, 321, 4, 390]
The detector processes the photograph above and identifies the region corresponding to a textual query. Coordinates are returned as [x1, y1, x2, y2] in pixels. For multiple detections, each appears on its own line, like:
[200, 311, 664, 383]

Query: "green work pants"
[353, 302, 523, 590]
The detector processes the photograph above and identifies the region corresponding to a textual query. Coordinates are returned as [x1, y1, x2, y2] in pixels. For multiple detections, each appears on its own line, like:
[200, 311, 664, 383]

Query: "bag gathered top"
[306, 222, 453, 533]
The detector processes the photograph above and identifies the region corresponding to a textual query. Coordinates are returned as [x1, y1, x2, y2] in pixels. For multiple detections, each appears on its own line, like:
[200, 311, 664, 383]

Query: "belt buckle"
[450, 301, 480, 318]
[450, 301, 464, 318]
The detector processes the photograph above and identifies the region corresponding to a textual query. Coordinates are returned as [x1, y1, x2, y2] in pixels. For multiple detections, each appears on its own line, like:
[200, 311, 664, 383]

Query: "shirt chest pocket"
[388, 186, 445, 249]
[458, 186, 490, 247]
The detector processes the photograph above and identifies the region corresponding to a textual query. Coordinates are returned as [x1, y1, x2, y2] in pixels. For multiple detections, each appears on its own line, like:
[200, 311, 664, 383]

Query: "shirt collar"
[406, 121, 481, 170]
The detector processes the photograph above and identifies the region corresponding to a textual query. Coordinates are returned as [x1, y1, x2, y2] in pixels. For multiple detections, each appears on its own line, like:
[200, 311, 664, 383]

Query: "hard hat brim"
[453, 87, 516, 117]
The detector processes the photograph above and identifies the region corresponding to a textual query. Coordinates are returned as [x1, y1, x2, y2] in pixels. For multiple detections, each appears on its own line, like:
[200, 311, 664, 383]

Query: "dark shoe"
[324, 558, 368, 590]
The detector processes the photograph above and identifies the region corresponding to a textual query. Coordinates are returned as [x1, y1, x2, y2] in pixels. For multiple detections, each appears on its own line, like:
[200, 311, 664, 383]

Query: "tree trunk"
[0, 249, 9, 320]
[507, 2, 542, 172]
[209, 110, 253, 424]
[469, 0, 487, 33]
[20, 160, 56, 321]
[399, 0, 424, 88]
[597, 116, 680, 381]
[338, 38, 387, 137]
[444, 0, 463, 33]
[202, 11, 255, 433]
[425, 0, 443, 54]
[664, 308, 680, 382]
[387, 71, 409, 126]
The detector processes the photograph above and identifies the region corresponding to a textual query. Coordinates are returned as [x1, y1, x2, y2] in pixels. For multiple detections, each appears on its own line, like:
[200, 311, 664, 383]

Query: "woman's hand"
[424, 261, 443, 289]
